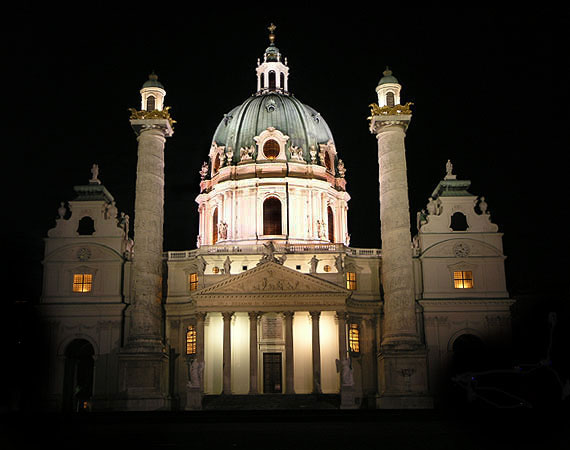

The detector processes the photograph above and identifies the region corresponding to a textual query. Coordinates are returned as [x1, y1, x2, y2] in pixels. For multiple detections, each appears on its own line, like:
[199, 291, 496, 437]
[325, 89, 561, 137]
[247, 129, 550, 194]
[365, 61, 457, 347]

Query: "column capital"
[309, 311, 321, 319]
[282, 311, 295, 319]
[248, 311, 262, 321]
[222, 311, 234, 321]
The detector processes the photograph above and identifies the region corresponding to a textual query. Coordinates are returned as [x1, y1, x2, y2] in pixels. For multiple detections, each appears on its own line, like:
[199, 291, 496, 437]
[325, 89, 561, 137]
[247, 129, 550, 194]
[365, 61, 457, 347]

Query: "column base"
[117, 347, 171, 411]
[377, 346, 433, 409]
[340, 385, 359, 409]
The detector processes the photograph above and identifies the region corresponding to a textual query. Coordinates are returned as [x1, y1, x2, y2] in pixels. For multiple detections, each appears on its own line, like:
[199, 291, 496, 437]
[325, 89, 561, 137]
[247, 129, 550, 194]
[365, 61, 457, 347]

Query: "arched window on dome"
[146, 95, 156, 111]
[268, 71, 276, 90]
[263, 197, 282, 235]
[324, 152, 333, 171]
[327, 206, 334, 242]
[263, 140, 280, 160]
[212, 208, 219, 244]
[212, 154, 221, 175]
[386, 92, 395, 107]
[280, 72, 285, 91]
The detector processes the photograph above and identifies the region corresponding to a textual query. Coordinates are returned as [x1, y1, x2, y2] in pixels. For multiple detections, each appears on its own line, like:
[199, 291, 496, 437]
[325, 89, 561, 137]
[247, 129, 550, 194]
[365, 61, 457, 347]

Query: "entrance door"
[263, 352, 282, 393]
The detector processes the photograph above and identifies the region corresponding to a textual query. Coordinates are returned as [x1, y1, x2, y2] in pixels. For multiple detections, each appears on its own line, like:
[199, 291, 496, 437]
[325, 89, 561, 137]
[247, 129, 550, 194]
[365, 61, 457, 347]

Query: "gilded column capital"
[129, 107, 175, 137]
[368, 102, 413, 135]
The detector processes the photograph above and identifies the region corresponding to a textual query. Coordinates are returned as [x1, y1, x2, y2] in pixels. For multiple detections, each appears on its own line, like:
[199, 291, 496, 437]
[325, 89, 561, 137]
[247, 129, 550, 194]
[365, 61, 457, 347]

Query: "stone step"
[202, 394, 340, 410]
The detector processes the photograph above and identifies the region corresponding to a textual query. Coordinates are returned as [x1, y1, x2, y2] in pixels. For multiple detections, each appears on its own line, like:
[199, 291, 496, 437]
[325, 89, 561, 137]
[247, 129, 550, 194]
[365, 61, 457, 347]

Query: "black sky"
[8, 5, 569, 308]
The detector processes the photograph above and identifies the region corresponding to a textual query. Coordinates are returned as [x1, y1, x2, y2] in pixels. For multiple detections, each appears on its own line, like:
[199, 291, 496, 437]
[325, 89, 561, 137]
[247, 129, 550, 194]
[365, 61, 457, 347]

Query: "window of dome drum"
[323, 265, 331, 272]
[268, 71, 276, 89]
[263, 197, 282, 235]
[213, 154, 221, 174]
[212, 208, 218, 244]
[327, 206, 334, 242]
[454, 271, 473, 289]
[325, 152, 332, 171]
[146, 95, 155, 111]
[346, 272, 357, 290]
[186, 325, 197, 355]
[73, 273, 92, 293]
[189, 273, 198, 291]
[263, 139, 280, 159]
[212, 266, 220, 274]
[349, 323, 360, 353]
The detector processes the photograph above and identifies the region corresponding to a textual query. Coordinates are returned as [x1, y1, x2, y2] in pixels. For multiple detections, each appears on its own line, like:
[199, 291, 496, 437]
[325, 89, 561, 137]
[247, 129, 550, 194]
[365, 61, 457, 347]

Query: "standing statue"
[336, 358, 354, 386]
[223, 255, 232, 275]
[199, 162, 209, 180]
[187, 358, 205, 388]
[90, 164, 101, 184]
[58, 202, 67, 219]
[334, 254, 344, 274]
[479, 196, 488, 214]
[309, 255, 319, 274]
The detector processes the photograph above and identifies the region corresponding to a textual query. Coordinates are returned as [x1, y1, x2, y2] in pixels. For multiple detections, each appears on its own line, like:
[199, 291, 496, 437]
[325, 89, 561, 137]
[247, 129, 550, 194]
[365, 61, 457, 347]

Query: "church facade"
[38, 27, 513, 411]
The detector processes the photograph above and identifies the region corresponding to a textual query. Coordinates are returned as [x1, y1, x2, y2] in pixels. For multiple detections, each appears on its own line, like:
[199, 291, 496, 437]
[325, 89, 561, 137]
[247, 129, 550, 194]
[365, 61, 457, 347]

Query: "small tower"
[256, 23, 290, 94]
[375, 67, 401, 108]
[140, 72, 166, 111]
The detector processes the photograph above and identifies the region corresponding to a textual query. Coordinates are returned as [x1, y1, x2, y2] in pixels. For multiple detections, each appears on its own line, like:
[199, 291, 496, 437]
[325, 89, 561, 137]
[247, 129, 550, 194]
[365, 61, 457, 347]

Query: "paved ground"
[2, 408, 568, 450]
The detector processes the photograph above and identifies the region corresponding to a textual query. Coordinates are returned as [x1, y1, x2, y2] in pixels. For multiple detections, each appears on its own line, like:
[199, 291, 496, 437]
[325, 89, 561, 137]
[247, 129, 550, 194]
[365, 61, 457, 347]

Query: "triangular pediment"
[194, 261, 349, 297]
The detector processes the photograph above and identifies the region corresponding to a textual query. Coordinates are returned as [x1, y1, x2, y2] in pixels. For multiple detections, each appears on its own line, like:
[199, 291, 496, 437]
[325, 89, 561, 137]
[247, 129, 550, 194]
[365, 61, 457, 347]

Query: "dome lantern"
[140, 72, 166, 111]
[256, 23, 289, 94]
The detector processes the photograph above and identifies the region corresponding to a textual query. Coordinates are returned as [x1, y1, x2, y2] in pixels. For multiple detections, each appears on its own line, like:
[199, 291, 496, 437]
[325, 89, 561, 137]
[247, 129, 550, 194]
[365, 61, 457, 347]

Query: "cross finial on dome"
[268, 23, 276, 44]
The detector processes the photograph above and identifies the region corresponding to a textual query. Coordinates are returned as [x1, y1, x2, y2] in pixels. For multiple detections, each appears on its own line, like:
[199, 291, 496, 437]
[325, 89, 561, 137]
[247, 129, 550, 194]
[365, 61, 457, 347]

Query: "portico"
[188, 261, 351, 396]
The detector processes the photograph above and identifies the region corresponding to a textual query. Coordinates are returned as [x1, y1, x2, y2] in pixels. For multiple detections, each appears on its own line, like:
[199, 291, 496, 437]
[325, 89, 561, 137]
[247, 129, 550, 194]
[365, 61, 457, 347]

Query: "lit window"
[263, 139, 280, 159]
[386, 91, 395, 107]
[73, 273, 93, 293]
[349, 323, 360, 353]
[346, 272, 357, 290]
[189, 273, 198, 291]
[454, 271, 473, 289]
[212, 208, 218, 245]
[186, 325, 197, 355]
[327, 206, 334, 242]
[146, 95, 156, 111]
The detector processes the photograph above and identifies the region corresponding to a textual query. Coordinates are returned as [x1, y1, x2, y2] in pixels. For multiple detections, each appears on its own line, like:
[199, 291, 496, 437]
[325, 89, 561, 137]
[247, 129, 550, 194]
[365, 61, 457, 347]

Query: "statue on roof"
[444, 159, 456, 180]
[90, 164, 101, 185]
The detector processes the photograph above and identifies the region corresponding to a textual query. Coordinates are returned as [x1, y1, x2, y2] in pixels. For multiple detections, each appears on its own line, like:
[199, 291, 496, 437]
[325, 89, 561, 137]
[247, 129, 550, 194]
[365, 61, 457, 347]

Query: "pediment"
[194, 261, 349, 297]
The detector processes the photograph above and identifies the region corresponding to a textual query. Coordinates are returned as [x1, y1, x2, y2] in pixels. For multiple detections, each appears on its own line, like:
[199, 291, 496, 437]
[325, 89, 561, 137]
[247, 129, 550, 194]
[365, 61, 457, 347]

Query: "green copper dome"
[378, 67, 398, 85]
[211, 92, 335, 164]
[142, 72, 164, 89]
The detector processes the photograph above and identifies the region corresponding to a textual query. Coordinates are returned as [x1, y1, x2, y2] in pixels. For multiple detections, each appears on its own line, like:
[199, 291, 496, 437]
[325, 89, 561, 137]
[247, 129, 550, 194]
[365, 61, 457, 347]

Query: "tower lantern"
[375, 67, 401, 108]
[140, 72, 166, 111]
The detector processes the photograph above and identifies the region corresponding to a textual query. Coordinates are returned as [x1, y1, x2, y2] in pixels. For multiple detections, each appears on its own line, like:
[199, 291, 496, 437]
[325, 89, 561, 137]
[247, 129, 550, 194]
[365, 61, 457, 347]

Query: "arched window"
[263, 139, 280, 160]
[77, 216, 95, 235]
[348, 323, 360, 353]
[324, 152, 332, 171]
[386, 91, 395, 107]
[280, 72, 285, 90]
[212, 154, 221, 175]
[146, 95, 156, 111]
[327, 206, 334, 242]
[268, 71, 276, 89]
[263, 197, 282, 235]
[260, 72, 265, 90]
[212, 208, 218, 245]
[450, 212, 468, 231]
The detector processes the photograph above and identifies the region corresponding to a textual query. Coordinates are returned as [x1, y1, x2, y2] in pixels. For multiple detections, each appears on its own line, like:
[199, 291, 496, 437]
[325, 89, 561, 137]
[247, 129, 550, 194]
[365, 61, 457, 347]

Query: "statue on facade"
[336, 358, 354, 386]
[187, 358, 205, 388]
[196, 255, 207, 275]
[260, 240, 278, 264]
[223, 255, 232, 275]
[309, 255, 319, 274]
[426, 197, 441, 216]
[219, 221, 228, 240]
[337, 159, 346, 177]
[89, 164, 101, 184]
[118, 212, 130, 236]
[334, 254, 344, 274]
[478, 196, 488, 214]
[444, 159, 456, 180]
[289, 145, 304, 161]
[239, 145, 254, 161]
[309, 146, 317, 164]
[106, 201, 118, 220]
[199, 162, 209, 180]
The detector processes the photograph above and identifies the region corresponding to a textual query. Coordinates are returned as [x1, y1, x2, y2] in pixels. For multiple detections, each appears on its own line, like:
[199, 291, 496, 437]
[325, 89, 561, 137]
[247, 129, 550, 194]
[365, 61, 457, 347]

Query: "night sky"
[8, 6, 568, 365]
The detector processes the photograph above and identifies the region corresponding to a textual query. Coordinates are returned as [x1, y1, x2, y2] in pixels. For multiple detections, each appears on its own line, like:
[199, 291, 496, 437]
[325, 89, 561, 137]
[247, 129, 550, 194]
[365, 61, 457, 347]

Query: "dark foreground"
[1, 408, 568, 450]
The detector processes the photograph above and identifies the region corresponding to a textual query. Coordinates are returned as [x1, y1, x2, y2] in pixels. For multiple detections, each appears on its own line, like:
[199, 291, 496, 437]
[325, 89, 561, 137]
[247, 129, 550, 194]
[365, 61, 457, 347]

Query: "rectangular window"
[73, 273, 92, 293]
[186, 325, 197, 355]
[454, 271, 473, 289]
[348, 323, 360, 353]
[189, 273, 198, 291]
[346, 272, 357, 290]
